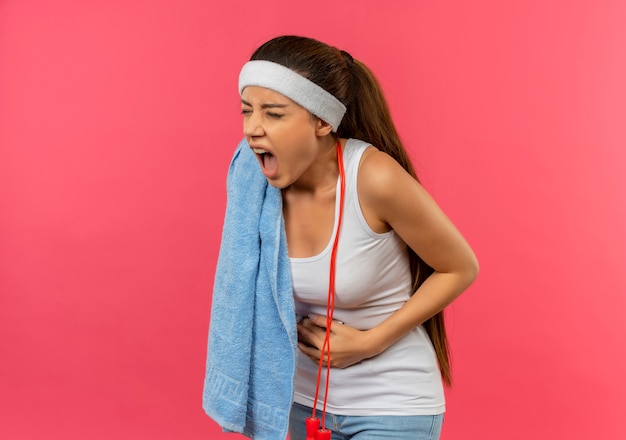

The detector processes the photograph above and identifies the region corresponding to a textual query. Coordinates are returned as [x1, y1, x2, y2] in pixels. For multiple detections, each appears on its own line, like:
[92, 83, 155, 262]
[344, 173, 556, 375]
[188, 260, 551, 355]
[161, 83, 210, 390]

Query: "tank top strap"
[342, 138, 372, 205]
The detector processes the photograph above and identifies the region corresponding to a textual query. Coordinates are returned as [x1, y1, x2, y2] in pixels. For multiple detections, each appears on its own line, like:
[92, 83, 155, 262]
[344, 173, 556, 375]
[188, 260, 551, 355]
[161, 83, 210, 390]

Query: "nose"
[243, 111, 264, 138]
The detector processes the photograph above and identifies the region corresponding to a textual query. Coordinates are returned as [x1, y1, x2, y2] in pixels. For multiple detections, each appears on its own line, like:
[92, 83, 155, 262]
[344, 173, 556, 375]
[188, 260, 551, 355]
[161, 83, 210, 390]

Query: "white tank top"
[290, 139, 445, 416]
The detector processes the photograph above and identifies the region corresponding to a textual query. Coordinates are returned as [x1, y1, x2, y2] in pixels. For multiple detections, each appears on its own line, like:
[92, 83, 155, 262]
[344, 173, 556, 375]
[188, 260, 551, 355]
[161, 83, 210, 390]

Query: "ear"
[315, 118, 333, 137]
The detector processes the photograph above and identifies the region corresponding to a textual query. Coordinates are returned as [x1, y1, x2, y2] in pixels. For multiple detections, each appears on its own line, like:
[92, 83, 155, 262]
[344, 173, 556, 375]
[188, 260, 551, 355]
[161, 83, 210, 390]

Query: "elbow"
[463, 254, 480, 287]
[449, 251, 478, 290]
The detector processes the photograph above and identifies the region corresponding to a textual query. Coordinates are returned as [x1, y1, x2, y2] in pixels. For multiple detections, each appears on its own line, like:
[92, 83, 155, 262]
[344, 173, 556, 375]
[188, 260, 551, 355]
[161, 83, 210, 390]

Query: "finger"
[300, 315, 325, 331]
[307, 314, 344, 329]
[297, 323, 324, 348]
[298, 343, 328, 365]
[298, 343, 325, 364]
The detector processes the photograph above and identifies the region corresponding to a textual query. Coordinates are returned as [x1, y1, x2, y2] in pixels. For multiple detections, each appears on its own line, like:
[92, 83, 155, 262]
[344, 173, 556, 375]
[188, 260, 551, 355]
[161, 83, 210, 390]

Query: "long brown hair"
[251, 36, 452, 385]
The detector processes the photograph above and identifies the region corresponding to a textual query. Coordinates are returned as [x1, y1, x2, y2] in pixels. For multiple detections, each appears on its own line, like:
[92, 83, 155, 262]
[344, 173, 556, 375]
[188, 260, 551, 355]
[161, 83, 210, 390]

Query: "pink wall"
[1, 1, 625, 438]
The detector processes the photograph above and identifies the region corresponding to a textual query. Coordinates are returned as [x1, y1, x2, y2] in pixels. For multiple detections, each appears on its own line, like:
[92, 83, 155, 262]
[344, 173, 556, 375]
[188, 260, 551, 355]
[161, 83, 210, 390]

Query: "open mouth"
[252, 148, 278, 175]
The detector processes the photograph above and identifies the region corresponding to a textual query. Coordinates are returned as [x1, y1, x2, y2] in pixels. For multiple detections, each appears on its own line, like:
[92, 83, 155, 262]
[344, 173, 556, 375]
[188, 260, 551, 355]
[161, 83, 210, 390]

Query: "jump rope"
[305, 138, 345, 440]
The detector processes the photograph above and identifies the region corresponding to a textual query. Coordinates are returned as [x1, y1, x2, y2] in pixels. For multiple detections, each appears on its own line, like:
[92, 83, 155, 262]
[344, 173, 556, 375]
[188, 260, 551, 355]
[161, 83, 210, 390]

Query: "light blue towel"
[203, 138, 298, 439]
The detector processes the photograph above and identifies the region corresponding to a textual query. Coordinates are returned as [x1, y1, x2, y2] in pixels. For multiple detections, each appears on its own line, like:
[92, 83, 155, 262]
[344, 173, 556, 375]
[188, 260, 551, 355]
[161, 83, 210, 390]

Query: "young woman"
[208, 35, 478, 440]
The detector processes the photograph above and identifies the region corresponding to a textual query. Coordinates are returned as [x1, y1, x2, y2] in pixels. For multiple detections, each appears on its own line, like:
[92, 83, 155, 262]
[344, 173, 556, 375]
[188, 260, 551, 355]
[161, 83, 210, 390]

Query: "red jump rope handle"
[315, 428, 332, 439]
[306, 417, 320, 440]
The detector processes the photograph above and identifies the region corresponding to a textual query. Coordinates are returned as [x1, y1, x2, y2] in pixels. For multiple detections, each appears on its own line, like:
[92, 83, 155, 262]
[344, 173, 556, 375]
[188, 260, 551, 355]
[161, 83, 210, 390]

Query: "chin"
[265, 177, 289, 189]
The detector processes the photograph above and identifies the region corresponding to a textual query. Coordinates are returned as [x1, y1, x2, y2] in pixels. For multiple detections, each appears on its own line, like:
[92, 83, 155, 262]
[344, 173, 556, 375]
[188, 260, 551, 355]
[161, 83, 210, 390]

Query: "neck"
[285, 137, 340, 194]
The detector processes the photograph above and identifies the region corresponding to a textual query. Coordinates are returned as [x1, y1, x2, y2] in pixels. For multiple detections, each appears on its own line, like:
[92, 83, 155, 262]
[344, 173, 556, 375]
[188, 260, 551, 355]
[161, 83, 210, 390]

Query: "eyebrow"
[241, 98, 289, 109]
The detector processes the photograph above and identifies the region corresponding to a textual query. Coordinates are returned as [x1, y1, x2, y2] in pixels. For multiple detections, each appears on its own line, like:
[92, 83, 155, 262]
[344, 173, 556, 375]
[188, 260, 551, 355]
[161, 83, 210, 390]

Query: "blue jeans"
[289, 402, 443, 440]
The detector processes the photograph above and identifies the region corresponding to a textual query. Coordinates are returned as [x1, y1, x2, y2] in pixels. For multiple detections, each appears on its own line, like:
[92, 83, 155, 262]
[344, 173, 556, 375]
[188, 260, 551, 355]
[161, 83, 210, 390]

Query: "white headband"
[238, 60, 347, 132]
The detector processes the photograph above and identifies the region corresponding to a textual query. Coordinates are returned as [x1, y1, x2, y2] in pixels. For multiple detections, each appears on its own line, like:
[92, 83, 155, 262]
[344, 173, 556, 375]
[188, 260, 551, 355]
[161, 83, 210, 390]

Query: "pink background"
[1, 0, 625, 439]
